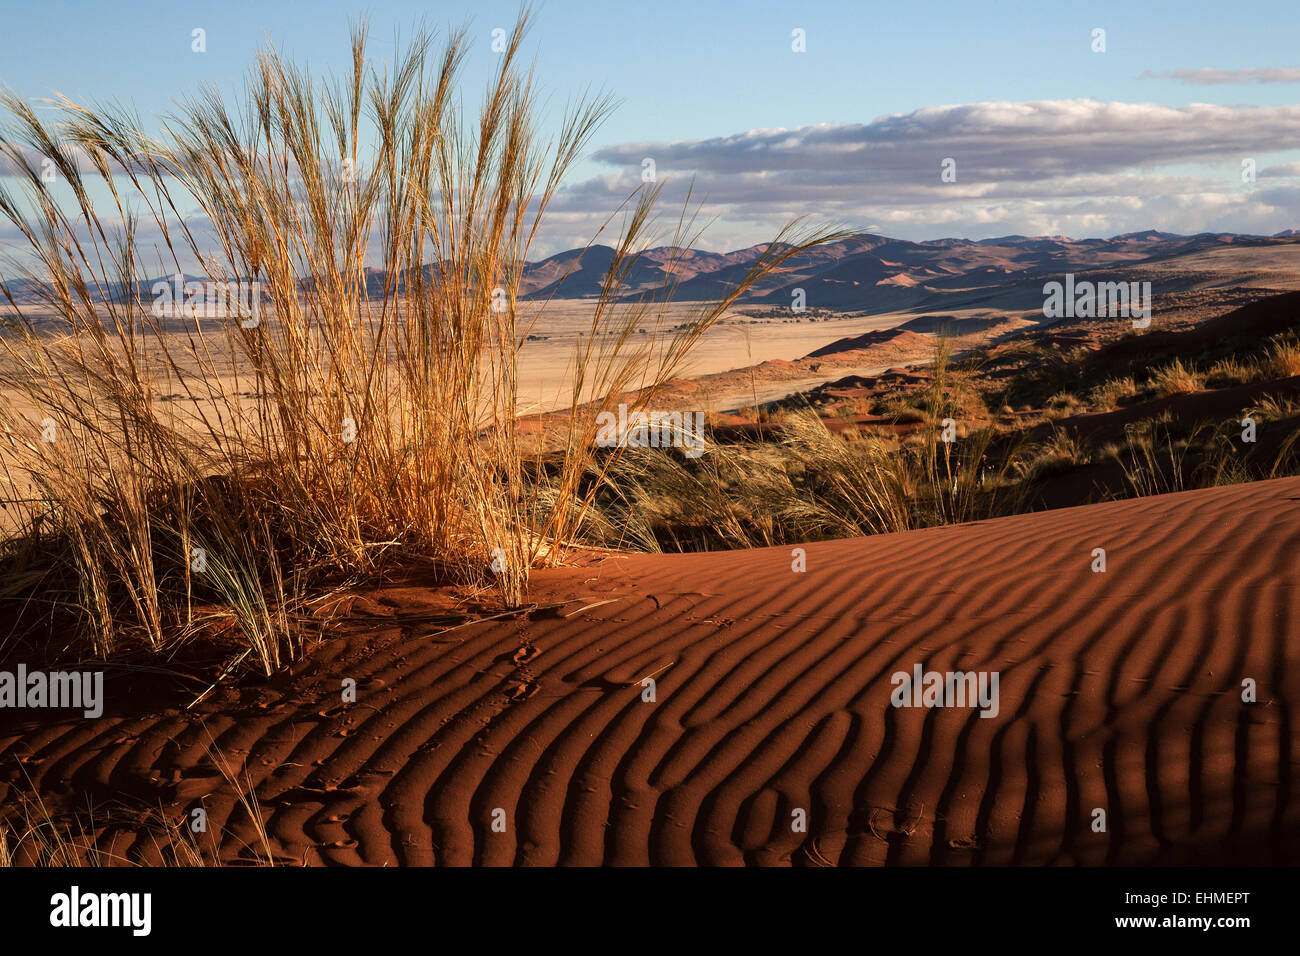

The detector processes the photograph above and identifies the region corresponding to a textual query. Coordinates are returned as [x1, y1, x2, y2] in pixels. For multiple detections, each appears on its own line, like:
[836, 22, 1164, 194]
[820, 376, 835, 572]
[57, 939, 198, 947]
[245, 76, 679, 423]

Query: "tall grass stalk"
[0, 15, 843, 668]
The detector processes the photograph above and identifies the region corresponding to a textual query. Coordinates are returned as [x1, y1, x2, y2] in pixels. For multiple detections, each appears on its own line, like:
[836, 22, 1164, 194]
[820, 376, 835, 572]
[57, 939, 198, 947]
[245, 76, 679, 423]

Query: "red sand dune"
[3, 477, 1298, 865]
[805, 328, 930, 358]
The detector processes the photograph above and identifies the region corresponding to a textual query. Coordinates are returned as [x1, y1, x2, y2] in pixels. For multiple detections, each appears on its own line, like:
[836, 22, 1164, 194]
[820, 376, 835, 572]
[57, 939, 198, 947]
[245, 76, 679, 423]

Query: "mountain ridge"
[5, 230, 1298, 314]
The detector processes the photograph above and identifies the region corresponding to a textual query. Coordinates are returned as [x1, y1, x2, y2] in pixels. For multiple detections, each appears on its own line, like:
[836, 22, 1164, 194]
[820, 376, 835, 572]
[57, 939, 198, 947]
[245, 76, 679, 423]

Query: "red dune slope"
[3, 477, 1298, 865]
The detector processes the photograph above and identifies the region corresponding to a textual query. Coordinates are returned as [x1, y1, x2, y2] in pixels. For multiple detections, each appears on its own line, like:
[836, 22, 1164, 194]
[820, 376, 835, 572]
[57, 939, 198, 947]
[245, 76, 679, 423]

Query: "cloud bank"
[538, 99, 1300, 248]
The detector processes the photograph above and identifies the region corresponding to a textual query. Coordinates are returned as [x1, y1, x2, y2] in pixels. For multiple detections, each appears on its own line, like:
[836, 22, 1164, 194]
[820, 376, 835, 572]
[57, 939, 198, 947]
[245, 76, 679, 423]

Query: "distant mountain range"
[513, 230, 1300, 312]
[6, 230, 1299, 315]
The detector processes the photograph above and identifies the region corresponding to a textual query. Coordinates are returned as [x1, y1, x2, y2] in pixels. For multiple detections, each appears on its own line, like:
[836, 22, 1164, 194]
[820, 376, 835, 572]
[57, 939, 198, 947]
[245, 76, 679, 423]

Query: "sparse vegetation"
[0, 737, 274, 866]
[578, 343, 1030, 548]
[1088, 376, 1137, 409]
[1148, 358, 1205, 397]
[1206, 357, 1252, 388]
[0, 17, 841, 669]
[1249, 392, 1300, 422]
[1015, 427, 1089, 480]
[1268, 337, 1300, 378]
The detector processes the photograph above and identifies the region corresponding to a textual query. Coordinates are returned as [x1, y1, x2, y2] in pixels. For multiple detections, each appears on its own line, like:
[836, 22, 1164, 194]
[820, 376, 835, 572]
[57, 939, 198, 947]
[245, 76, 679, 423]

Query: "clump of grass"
[1088, 376, 1136, 409]
[1046, 390, 1083, 411]
[0, 15, 844, 669]
[886, 404, 929, 425]
[1109, 417, 1267, 497]
[1115, 420, 1192, 496]
[1268, 338, 1300, 378]
[1147, 358, 1204, 397]
[1205, 358, 1251, 388]
[781, 410, 1021, 534]
[590, 439, 835, 550]
[587, 411, 1021, 546]
[585, 343, 1030, 545]
[1014, 427, 1089, 480]
[1248, 392, 1300, 421]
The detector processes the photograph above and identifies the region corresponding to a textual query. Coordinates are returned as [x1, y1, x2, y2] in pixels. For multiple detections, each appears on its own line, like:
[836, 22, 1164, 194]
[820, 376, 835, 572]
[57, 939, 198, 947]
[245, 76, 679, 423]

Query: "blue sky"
[3, 0, 1300, 254]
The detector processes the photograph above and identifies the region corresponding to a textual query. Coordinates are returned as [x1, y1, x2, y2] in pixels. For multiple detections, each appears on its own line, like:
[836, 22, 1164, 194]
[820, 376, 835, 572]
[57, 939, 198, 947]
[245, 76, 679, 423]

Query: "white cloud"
[1140, 67, 1300, 84]
[534, 99, 1300, 245]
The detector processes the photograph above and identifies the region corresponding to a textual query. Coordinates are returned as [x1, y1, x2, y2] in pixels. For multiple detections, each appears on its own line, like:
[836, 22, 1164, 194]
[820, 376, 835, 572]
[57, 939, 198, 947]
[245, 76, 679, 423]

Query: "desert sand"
[3, 475, 1295, 865]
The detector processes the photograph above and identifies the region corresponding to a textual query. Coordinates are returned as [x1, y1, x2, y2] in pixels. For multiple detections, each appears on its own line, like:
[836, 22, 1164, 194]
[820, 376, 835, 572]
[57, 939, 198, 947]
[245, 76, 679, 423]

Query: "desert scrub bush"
[1147, 358, 1204, 397]
[1197, 438, 1253, 488]
[0, 15, 843, 667]
[1269, 420, 1300, 478]
[998, 345, 1077, 408]
[876, 387, 929, 423]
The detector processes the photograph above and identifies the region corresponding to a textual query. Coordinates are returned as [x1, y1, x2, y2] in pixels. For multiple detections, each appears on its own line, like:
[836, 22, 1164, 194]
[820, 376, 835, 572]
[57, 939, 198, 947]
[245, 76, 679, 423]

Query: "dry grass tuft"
[0, 15, 845, 669]
[1147, 358, 1204, 397]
